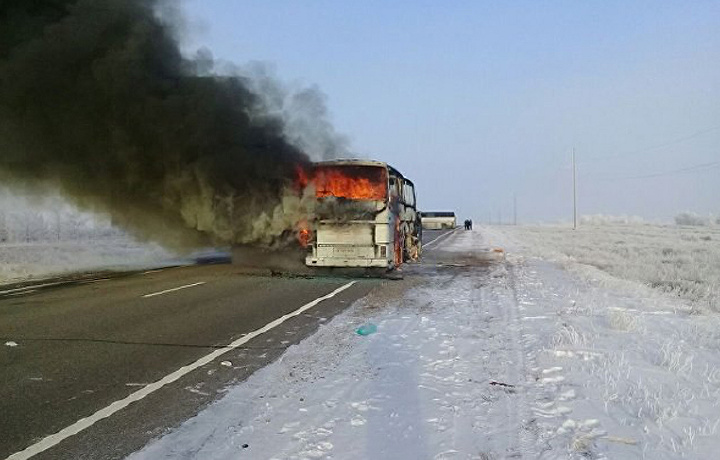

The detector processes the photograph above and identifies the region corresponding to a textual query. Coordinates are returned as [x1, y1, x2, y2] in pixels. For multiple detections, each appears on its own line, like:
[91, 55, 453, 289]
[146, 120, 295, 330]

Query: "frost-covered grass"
[504, 254, 720, 458]
[479, 225, 720, 458]
[495, 223, 720, 312]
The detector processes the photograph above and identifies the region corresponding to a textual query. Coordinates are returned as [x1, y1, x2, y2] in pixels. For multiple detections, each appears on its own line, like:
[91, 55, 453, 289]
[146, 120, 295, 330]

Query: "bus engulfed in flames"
[296, 160, 420, 271]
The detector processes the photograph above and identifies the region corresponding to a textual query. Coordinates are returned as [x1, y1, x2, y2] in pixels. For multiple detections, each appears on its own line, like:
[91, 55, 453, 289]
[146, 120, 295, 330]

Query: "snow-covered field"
[129, 227, 720, 459]
[0, 191, 179, 285]
[493, 223, 720, 313]
[0, 239, 176, 285]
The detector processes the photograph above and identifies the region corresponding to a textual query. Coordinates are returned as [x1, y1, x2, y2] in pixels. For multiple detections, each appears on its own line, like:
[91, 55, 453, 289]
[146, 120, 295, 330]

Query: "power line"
[582, 124, 720, 163]
[593, 160, 720, 181]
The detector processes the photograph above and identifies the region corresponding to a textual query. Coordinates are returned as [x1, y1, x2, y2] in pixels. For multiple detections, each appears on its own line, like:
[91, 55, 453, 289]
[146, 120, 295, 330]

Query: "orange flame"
[295, 165, 387, 201]
[315, 168, 386, 200]
[297, 227, 312, 247]
[295, 164, 311, 190]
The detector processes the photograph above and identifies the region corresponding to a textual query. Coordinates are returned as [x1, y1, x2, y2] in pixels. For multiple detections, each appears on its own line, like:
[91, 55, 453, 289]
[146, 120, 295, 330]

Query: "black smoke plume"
[0, 0, 330, 248]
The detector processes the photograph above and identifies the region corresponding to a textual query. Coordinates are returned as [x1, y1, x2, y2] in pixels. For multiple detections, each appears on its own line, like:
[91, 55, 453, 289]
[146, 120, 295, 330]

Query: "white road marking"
[81, 278, 110, 284]
[142, 282, 206, 298]
[6, 280, 356, 460]
[142, 269, 164, 275]
[7, 289, 37, 297]
[0, 282, 63, 296]
[423, 229, 456, 249]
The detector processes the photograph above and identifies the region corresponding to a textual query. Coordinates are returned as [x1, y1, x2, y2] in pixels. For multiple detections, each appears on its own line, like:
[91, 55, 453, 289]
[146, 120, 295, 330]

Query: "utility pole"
[572, 147, 577, 230]
[513, 193, 517, 226]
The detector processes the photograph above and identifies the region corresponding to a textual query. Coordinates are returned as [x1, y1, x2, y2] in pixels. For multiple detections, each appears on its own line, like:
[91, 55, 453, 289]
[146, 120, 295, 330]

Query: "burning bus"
[298, 160, 421, 270]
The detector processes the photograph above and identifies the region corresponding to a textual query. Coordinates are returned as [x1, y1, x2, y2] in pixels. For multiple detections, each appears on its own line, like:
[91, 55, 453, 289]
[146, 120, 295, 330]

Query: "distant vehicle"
[420, 211, 457, 230]
[300, 159, 421, 270]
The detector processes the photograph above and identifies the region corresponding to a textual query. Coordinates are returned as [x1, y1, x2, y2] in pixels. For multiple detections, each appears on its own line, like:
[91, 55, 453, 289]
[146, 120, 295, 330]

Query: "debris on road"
[489, 381, 515, 388]
[355, 323, 377, 336]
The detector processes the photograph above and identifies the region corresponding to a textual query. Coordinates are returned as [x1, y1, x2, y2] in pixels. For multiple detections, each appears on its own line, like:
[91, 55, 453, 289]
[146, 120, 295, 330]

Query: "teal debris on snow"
[355, 323, 377, 336]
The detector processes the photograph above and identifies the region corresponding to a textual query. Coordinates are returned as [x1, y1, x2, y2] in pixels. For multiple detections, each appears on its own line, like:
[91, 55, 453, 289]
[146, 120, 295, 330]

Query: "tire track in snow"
[505, 259, 540, 457]
[481, 261, 523, 457]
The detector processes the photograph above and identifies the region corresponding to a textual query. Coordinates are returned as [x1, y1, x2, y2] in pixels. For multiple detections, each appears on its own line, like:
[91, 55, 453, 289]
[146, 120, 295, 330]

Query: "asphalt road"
[1, 229, 452, 460]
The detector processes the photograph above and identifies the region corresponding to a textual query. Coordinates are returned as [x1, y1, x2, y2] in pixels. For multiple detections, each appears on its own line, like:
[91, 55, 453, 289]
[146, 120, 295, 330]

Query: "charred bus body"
[300, 160, 421, 270]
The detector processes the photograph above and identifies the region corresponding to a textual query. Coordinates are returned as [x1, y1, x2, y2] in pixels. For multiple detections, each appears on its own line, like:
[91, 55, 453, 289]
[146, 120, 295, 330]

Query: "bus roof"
[314, 159, 407, 180]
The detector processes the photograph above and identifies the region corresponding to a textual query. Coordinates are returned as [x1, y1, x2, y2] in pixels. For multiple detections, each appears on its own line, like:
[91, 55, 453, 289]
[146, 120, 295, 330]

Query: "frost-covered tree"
[675, 212, 708, 227]
[0, 211, 8, 242]
[20, 211, 49, 242]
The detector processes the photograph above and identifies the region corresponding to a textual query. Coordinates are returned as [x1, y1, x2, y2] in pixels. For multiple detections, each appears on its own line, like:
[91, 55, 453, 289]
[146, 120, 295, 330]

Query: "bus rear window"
[314, 165, 387, 201]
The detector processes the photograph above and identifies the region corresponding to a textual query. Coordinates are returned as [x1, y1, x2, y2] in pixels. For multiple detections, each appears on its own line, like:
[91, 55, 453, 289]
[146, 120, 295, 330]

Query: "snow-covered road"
[129, 229, 720, 460]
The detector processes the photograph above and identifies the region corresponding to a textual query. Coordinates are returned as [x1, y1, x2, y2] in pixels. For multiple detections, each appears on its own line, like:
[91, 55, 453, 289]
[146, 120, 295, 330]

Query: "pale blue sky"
[181, 0, 720, 223]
